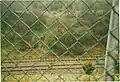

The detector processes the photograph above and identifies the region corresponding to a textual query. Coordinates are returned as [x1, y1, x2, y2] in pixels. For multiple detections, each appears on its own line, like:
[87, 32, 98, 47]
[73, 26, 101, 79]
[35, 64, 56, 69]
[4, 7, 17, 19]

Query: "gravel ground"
[2, 73, 105, 82]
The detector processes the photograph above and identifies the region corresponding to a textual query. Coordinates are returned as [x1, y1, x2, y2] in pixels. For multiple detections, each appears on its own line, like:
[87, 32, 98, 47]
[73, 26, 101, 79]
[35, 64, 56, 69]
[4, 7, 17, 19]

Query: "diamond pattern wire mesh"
[1, 0, 119, 82]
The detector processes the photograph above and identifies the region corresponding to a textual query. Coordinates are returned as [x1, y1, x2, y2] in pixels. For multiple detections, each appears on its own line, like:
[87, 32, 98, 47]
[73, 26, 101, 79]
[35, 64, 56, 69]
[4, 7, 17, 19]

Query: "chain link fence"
[1, 0, 119, 81]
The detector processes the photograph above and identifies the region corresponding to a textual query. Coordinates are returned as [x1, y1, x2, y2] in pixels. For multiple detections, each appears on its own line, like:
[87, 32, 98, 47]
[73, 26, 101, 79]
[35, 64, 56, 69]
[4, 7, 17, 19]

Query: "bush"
[82, 61, 95, 75]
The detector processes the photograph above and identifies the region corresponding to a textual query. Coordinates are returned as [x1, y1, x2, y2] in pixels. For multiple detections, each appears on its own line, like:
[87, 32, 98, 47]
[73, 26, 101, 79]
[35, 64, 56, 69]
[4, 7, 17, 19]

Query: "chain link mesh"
[1, 0, 119, 81]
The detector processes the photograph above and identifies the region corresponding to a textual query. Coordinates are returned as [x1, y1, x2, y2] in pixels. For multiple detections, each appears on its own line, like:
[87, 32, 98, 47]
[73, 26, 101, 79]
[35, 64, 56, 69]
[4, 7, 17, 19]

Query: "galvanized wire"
[1, 0, 119, 81]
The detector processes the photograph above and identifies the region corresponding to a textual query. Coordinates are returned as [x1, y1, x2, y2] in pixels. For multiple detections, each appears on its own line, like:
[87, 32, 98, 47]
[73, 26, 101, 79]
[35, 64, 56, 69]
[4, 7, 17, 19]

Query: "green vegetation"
[1, 1, 119, 81]
[1, 0, 110, 57]
[82, 61, 95, 75]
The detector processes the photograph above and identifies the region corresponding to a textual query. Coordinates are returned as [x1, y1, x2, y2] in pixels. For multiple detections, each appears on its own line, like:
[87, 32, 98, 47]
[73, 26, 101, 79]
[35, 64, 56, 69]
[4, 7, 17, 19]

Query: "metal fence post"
[1, 0, 119, 81]
[0, 2, 1, 82]
[104, 0, 119, 81]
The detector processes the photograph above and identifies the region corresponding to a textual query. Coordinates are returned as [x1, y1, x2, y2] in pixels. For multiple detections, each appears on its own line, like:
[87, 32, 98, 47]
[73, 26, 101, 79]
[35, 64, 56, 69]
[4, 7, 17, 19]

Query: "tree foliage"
[1, 0, 110, 55]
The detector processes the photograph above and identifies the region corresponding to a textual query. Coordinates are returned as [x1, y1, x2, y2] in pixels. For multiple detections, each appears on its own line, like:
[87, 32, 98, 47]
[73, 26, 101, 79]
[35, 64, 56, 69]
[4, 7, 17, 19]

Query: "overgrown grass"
[1, 45, 105, 61]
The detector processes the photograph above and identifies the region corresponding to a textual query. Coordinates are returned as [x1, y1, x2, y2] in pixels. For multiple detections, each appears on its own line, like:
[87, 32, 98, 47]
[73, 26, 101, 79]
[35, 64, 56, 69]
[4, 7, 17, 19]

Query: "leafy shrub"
[82, 61, 95, 75]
